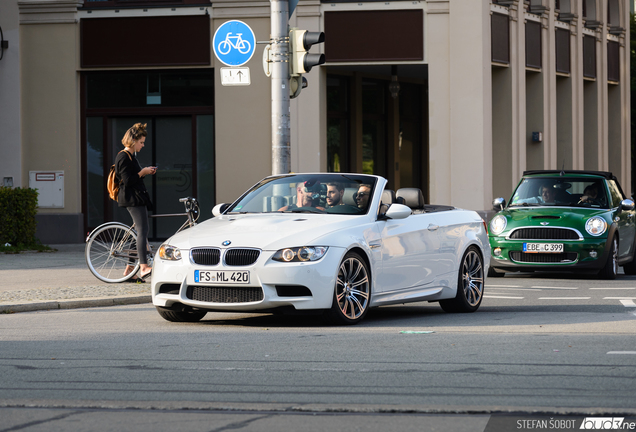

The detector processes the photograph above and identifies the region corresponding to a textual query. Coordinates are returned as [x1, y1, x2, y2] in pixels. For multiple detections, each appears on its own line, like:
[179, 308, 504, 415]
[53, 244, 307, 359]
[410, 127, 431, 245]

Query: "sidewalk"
[0, 244, 151, 313]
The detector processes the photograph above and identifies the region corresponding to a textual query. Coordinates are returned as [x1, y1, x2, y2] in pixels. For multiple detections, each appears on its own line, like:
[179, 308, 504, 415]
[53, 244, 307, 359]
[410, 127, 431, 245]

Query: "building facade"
[0, 0, 630, 243]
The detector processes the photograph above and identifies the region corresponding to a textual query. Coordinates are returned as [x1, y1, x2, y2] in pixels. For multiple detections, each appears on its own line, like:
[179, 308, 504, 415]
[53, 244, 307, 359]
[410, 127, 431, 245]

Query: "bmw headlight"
[490, 215, 507, 236]
[272, 246, 328, 263]
[585, 217, 607, 236]
[158, 244, 182, 261]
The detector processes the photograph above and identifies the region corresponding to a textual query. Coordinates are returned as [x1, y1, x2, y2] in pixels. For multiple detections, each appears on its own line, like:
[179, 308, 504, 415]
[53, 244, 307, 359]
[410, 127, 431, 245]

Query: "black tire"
[622, 237, 636, 275]
[440, 246, 484, 313]
[487, 266, 504, 277]
[598, 236, 618, 280]
[324, 252, 371, 325]
[156, 307, 207, 323]
[85, 223, 138, 283]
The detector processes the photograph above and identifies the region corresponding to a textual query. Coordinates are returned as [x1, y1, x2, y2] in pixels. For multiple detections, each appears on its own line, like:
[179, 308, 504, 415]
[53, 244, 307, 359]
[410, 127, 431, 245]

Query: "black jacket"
[115, 150, 152, 209]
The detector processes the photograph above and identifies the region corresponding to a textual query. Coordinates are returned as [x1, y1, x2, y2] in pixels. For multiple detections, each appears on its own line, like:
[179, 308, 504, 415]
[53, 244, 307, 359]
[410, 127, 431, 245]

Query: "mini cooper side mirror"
[384, 203, 412, 220]
[620, 199, 635, 212]
[492, 197, 506, 211]
[212, 203, 230, 217]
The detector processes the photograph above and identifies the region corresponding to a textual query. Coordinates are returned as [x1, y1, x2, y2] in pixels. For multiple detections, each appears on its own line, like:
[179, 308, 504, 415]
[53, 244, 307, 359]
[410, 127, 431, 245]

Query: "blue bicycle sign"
[213, 20, 256, 67]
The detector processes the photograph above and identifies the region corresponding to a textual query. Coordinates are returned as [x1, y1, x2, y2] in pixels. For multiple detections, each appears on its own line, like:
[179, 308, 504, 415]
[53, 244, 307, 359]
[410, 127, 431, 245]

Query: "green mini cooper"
[488, 170, 636, 279]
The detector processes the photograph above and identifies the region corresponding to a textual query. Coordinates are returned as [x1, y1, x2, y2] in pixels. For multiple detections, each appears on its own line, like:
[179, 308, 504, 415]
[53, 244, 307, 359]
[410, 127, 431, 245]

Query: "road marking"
[538, 297, 590, 300]
[607, 351, 636, 355]
[484, 295, 524, 299]
[532, 286, 579, 290]
[589, 287, 635, 290]
[603, 297, 636, 300]
[487, 285, 522, 288]
[488, 288, 541, 291]
[618, 299, 636, 307]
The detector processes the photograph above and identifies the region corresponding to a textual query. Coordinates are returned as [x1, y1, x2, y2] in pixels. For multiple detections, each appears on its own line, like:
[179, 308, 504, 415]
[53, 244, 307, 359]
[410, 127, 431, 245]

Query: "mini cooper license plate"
[523, 243, 564, 253]
[194, 270, 250, 284]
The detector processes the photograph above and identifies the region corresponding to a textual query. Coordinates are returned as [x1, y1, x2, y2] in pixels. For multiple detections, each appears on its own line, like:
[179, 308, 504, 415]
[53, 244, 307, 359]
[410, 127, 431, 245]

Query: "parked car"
[151, 173, 490, 324]
[488, 170, 636, 279]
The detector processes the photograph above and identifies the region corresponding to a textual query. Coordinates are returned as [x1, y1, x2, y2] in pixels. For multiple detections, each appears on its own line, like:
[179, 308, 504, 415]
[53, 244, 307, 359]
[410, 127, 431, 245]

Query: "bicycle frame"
[85, 197, 200, 283]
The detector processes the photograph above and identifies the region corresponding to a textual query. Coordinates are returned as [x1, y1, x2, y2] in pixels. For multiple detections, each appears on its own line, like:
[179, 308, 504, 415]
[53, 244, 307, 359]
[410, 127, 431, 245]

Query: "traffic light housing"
[289, 28, 325, 76]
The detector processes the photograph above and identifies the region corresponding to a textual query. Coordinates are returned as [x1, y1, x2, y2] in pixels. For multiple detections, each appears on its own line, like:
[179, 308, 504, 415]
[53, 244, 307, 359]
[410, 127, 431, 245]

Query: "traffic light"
[289, 28, 325, 76]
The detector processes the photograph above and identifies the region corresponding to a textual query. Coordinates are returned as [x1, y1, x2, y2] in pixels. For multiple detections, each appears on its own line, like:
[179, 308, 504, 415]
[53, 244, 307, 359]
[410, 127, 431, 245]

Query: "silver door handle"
[428, 224, 439, 231]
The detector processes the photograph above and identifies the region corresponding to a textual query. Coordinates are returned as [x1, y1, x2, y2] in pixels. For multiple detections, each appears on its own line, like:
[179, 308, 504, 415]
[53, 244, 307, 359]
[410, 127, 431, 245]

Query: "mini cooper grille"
[509, 251, 578, 263]
[191, 248, 221, 265]
[186, 286, 264, 303]
[509, 228, 579, 240]
[225, 249, 260, 266]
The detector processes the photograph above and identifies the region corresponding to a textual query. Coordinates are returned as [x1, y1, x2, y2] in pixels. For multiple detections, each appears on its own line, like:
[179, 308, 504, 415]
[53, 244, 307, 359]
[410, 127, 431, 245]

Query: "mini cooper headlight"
[490, 215, 507, 236]
[273, 246, 328, 263]
[158, 244, 182, 261]
[585, 217, 607, 236]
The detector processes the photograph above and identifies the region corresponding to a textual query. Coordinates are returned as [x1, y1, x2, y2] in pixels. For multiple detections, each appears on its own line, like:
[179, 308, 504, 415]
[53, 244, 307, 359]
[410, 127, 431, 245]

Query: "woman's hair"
[122, 123, 148, 147]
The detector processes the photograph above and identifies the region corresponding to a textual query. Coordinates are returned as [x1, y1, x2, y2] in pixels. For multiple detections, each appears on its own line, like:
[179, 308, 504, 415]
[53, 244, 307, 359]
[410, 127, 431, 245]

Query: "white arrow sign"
[220, 67, 251, 86]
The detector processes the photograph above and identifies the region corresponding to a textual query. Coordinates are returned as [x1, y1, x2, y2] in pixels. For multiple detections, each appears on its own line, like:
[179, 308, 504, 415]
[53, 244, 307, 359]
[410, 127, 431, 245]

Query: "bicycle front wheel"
[85, 222, 139, 283]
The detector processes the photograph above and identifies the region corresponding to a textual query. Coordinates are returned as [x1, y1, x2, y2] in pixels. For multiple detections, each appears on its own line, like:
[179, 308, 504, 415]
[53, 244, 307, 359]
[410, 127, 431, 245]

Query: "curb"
[0, 295, 151, 314]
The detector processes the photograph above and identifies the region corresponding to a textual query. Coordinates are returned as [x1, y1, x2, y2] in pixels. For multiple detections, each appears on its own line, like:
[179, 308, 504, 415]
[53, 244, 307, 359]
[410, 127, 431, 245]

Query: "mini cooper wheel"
[440, 246, 484, 313]
[325, 252, 371, 325]
[598, 236, 618, 280]
[156, 307, 207, 323]
[623, 237, 636, 275]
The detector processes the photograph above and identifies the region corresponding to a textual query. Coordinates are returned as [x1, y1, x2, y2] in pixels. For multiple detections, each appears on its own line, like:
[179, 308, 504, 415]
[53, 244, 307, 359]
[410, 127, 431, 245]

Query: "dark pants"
[127, 206, 150, 266]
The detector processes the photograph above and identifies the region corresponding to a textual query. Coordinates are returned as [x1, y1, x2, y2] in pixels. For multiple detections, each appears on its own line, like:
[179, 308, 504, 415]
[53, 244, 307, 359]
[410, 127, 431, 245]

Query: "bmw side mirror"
[212, 203, 230, 217]
[492, 197, 506, 211]
[620, 199, 635, 212]
[384, 203, 412, 220]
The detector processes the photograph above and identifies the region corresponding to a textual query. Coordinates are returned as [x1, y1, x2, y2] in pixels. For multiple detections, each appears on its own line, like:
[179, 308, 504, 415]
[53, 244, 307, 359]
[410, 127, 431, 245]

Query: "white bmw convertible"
[151, 173, 490, 325]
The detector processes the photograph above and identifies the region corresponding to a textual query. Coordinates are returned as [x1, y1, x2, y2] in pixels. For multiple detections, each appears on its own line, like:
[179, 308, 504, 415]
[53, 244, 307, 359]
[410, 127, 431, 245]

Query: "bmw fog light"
[589, 250, 598, 258]
[159, 244, 182, 261]
[493, 247, 502, 257]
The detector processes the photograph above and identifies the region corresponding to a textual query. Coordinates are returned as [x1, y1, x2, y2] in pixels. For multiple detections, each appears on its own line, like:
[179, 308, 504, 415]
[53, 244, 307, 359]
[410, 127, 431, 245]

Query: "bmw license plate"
[523, 243, 564, 253]
[194, 270, 250, 284]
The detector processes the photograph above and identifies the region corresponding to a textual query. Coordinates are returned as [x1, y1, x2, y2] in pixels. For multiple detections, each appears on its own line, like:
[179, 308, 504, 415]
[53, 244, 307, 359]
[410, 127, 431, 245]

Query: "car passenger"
[278, 181, 325, 211]
[515, 182, 557, 205]
[355, 184, 372, 209]
[579, 184, 599, 204]
[326, 182, 345, 207]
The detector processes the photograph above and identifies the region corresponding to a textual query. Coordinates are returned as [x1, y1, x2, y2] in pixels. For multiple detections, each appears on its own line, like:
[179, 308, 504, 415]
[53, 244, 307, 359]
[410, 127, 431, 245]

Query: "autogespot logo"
[580, 418, 635, 430]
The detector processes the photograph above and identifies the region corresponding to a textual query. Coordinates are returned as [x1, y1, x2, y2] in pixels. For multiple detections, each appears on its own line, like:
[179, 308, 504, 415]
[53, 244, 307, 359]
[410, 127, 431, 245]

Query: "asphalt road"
[1, 272, 635, 431]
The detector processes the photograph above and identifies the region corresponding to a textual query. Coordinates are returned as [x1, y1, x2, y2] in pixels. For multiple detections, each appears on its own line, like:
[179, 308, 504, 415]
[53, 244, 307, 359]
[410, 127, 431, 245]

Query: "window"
[583, 35, 596, 79]
[491, 13, 510, 64]
[607, 41, 620, 82]
[608, 180, 624, 207]
[555, 28, 570, 74]
[526, 21, 541, 69]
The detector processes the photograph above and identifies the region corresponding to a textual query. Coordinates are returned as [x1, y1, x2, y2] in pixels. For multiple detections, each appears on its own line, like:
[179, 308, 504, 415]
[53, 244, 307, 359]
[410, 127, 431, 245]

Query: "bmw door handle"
[428, 224, 439, 231]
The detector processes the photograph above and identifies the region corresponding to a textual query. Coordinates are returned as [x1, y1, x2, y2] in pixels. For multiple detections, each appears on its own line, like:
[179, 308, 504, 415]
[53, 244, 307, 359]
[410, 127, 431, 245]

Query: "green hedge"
[0, 186, 39, 248]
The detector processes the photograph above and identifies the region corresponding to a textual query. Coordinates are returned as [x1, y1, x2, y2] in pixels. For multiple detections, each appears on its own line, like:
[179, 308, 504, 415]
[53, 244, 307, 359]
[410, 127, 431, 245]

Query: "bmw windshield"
[226, 174, 378, 215]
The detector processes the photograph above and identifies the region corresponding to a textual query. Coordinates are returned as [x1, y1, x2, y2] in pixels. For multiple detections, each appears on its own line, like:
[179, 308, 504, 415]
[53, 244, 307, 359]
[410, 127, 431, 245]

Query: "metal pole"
[270, 0, 290, 175]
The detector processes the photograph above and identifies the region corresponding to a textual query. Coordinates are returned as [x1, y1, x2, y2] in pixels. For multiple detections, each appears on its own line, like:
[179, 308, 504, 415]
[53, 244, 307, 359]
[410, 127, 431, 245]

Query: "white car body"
[151, 174, 490, 323]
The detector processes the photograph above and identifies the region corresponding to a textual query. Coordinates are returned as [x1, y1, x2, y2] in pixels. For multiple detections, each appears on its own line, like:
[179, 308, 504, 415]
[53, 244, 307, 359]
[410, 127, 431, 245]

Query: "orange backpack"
[107, 151, 131, 201]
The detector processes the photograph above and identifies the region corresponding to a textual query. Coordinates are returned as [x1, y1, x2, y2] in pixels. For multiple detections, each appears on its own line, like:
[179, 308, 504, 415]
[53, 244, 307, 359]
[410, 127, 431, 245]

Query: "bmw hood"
[165, 213, 365, 250]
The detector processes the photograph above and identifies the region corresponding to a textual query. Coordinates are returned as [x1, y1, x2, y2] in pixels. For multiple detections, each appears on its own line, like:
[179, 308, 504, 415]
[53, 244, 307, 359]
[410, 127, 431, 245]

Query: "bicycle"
[217, 32, 251, 55]
[85, 197, 200, 283]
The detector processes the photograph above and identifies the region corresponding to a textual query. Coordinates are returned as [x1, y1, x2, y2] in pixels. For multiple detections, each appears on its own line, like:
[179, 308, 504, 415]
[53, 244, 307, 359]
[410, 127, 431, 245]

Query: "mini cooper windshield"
[509, 177, 610, 209]
[226, 174, 377, 215]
